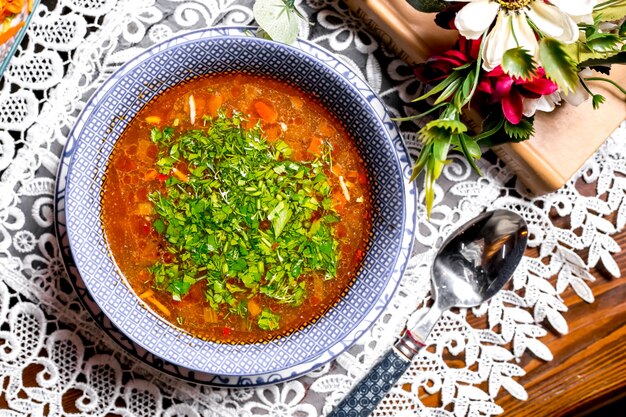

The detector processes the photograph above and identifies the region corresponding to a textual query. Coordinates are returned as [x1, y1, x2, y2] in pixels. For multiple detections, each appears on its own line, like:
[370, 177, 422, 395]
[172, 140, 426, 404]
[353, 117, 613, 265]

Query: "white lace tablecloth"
[1, 0, 624, 416]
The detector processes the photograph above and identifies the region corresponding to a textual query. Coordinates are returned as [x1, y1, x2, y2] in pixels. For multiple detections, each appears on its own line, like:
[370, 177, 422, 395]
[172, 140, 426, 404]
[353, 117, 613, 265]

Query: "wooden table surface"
[494, 182, 626, 416]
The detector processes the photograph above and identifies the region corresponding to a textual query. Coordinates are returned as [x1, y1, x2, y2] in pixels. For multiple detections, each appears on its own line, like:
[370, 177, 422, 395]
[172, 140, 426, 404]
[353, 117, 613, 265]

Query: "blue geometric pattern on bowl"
[59, 26, 417, 386]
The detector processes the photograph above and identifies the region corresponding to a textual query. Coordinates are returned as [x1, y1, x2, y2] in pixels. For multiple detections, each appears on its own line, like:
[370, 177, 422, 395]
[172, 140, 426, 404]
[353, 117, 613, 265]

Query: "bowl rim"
[62, 26, 418, 383]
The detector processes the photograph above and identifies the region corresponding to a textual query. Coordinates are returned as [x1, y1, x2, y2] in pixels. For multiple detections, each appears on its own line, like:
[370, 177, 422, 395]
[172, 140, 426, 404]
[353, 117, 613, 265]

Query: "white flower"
[522, 91, 562, 117]
[561, 68, 594, 106]
[449, 0, 597, 70]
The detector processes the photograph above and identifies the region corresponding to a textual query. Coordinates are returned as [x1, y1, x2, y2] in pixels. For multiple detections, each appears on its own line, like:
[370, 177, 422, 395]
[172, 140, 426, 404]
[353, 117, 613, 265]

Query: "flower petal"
[522, 97, 540, 117]
[527, 2, 580, 43]
[554, 13, 580, 43]
[523, 92, 562, 117]
[477, 78, 493, 94]
[510, 12, 539, 62]
[561, 78, 590, 106]
[502, 88, 524, 124]
[495, 76, 514, 99]
[523, 77, 559, 96]
[454, 0, 499, 40]
[482, 12, 511, 71]
[548, 0, 596, 17]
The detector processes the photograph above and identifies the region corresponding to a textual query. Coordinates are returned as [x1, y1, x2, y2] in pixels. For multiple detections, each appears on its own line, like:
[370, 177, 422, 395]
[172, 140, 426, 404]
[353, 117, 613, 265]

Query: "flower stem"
[585, 77, 626, 96]
[392, 102, 447, 122]
[462, 33, 486, 108]
[578, 76, 595, 96]
[510, 19, 520, 47]
[526, 18, 543, 39]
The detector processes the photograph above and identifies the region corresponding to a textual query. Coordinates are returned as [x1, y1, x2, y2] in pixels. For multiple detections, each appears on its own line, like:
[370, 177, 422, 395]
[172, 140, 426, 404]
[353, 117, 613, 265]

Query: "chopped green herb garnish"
[147, 111, 340, 331]
[258, 308, 281, 331]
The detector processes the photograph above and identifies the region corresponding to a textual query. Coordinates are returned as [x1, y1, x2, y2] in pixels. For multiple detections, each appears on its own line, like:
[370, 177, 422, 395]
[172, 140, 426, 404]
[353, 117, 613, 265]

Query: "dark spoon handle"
[327, 348, 411, 417]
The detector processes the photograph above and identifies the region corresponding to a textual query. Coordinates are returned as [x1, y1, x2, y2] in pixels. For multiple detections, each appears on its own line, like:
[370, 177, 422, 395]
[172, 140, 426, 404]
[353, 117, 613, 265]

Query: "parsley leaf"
[258, 308, 280, 331]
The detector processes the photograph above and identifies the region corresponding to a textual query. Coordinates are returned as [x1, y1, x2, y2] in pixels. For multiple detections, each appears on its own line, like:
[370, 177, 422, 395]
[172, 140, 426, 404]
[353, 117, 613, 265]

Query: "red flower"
[414, 36, 481, 83]
[477, 66, 559, 124]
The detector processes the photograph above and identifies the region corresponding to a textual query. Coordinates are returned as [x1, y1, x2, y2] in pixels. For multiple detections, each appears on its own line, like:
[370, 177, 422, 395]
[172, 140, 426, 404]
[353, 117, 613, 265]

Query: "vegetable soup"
[101, 74, 372, 343]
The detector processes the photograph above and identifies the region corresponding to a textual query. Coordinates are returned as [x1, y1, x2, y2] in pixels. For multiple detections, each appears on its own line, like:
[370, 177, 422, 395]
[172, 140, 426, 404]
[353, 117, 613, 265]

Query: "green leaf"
[503, 117, 535, 142]
[268, 200, 292, 238]
[432, 137, 451, 161]
[539, 38, 579, 93]
[593, 4, 626, 22]
[433, 77, 463, 105]
[424, 119, 468, 135]
[579, 51, 626, 67]
[473, 113, 505, 143]
[592, 94, 606, 109]
[153, 218, 165, 234]
[456, 134, 482, 176]
[391, 102, 447, 122]
[258, 308, 280, 331]
[413, 71, 462, 102]
[460, 70, 475, 102]
[424, 156, 445, 218]
[454, 62, 474, 72]
[587, 34, 621, 53]
[502, 47, 537, 80]
[253, 0, 301, 44]
[409, 143, 432, 182]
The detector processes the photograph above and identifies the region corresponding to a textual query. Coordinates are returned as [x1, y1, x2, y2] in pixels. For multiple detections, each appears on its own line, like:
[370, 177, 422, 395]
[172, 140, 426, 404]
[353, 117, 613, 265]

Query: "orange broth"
[101, 74, 372, 343]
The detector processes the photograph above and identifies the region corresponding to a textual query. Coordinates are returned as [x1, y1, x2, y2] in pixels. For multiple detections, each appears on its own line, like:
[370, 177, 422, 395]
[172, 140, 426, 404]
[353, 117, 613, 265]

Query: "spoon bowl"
[433, 209, 528, 309]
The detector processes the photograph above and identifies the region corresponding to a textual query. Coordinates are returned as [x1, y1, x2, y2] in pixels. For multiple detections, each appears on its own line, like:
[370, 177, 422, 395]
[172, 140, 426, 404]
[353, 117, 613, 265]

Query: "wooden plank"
[495, 184, 626, 416]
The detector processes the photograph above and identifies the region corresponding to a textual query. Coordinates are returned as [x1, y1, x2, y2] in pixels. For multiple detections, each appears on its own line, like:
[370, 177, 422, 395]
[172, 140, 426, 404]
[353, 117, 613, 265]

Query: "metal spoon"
[328, 209, 528, 417]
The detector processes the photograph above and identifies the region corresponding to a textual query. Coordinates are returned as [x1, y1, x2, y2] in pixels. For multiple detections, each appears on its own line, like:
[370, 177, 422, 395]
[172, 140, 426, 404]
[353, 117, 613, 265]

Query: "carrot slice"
[171, 167, 189, 183]
[139, 289, 154, 299]
[346, 170, 359, 180]
[147, 297, 171, 317]
[204, 307, 218, 323]
[331, 163, 344, 177]
[248, 298, 262, 317]
[144, 169, 158, 181]
[145, 116, 161, 125]
[307, 136, 324, 155]
[245, 116, 259, 130]
[254, 100, 278, 123]
[0, 21, 25, 46]
[332, 190, 346, 212]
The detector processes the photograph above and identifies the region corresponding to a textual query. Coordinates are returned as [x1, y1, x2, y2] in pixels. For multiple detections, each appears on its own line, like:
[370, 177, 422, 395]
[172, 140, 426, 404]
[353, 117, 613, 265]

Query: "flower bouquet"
[255, 0, 626, 216]
[395, 0, 626, 215]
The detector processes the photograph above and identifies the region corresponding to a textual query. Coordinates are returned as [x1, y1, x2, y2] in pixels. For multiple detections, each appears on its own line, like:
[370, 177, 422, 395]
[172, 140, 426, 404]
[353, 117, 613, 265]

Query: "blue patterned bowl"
[62, 27, 417, 386]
